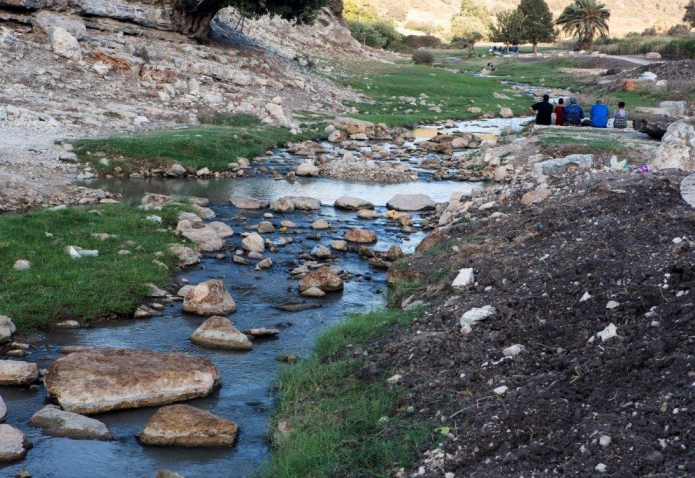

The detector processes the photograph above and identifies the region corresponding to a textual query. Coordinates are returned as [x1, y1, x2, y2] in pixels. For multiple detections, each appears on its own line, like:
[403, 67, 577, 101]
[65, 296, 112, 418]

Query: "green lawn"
[0, 204, 187, 331]
[71, 114, 328, 175]
[264, 308, 434, 478]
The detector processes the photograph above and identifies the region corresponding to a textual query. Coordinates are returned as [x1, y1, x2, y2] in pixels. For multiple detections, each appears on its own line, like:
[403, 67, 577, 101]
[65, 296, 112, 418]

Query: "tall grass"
[598, 36, 695, 59]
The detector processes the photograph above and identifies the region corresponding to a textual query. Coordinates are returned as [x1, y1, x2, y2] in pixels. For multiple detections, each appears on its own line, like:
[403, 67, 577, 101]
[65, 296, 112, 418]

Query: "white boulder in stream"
[137, 404, 238, 447]
[0, 425, 31, 462]
[386, 194, 436, 211]
[242, 232, 265, 253]
[183, 280, 237, 316]
[30, 405, 112, 440]
[191, 316, 252, 350]
[177, 221, 224, 252]
[44, 348, 221, 414]
[0, 361, 38, 385]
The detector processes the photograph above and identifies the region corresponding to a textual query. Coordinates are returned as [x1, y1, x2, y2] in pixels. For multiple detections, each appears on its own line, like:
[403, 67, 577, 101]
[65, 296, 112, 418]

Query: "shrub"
[667, 24, 693, 37]
[348, 20, 387, 48]
[412, 49, 435, 66]
[641, 27, 657, 36]
[371, 21, 403, 48]
[405, 35, 442, 49]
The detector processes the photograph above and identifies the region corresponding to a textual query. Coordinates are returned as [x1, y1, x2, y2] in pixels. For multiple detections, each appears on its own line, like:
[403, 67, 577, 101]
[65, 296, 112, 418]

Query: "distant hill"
[369, 0, 690, 38]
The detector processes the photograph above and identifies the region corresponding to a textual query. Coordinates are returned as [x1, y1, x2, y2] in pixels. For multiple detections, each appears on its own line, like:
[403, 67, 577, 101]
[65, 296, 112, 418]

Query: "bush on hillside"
[348, 20, 387, 48]
[667, 24, 693, 37]
[412, 49, 435, 66]
[371, 21, 404, 48]
[406, 35, 442, 49]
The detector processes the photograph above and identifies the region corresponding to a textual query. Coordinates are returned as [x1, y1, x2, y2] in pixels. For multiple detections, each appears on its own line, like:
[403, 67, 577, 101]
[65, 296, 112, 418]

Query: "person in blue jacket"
[588, 100, 610, 128]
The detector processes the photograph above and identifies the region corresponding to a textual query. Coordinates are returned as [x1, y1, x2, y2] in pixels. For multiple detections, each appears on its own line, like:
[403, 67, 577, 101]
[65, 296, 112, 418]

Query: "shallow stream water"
[0, 120, 503, 477]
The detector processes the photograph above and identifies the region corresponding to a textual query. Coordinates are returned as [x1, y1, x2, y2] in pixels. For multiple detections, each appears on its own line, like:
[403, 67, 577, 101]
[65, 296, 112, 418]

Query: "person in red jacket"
[555, 98, 565, 126]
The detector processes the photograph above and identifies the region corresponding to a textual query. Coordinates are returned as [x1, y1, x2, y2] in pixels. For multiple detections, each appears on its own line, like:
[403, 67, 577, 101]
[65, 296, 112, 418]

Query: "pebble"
[595, 463, 607, 473]
[605, 300, 619, 309]
[580, 291, 591, 302]
[493, 385, 508, 395]
[599, 435, 611, 447]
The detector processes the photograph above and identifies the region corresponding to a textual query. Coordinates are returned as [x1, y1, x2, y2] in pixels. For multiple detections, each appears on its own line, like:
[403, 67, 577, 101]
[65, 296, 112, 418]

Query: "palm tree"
[555, 0, 610, 51]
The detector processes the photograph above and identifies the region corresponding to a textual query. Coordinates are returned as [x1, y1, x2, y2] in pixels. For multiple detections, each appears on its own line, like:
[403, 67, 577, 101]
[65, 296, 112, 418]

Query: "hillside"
[370, 0, 690, 38]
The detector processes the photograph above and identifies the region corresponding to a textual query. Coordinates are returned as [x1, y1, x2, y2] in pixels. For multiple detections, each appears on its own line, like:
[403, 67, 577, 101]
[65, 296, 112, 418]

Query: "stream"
[0, 118, 519, 477]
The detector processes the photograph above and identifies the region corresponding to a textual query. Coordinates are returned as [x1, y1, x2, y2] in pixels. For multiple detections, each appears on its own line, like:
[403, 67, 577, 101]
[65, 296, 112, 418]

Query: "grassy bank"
[598, 36, 695, 59]
[72, 114, 328, 175]
[0, 204, 186, 332]
[335, 61, 530, 126]
[264, 308, 434, 477]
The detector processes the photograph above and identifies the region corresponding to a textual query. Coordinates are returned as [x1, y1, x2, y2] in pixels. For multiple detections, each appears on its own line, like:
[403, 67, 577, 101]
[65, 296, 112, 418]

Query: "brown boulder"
[299, 266, 344, 292]
[191, 316, 252, 350]
[137, 404, 238, 447]
[344, 228, 378, 243]
[183, 280, 236, 316]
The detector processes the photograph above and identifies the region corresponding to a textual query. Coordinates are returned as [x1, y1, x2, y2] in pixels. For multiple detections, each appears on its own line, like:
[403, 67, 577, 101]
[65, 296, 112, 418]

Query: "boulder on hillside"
[33, 12, 87, 39]
[183, 280, 237, 316]
[191, 316, 252, 350]
[299, 266, 343, 292]
[0, 425, 31, 462]
[650, 119, 695, 171]
[49, 26, 81, 61]
[334, 196, 374, 211]
[44, 348, 220, 414]
[137, 404, 238, 447]
[30, 405, 112, 440]
[634, 114, 675, 140]
[386, 194, 436, 211]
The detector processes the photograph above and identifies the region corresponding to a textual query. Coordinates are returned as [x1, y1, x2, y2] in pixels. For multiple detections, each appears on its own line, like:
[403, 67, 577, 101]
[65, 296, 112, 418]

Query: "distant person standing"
[613, 101, 628, 129]
[529, 94, 553, 126]
[555, 98, 565, 126]
[589, 100, 610, 128]
[563, 97, 584, 126]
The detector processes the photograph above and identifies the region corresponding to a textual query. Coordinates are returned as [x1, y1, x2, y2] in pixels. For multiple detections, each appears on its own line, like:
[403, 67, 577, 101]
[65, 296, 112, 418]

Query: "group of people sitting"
[489, 45, 519, 55]
[530, 95, 628, 129]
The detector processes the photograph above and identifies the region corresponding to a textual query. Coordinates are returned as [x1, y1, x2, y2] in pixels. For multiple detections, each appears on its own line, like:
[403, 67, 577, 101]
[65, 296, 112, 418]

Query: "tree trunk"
[172, 0, 226, 41]
[533, 42, 538, 54]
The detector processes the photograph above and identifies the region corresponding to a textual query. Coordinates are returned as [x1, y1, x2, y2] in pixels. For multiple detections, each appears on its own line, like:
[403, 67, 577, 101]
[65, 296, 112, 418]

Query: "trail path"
[602, 54, 660, 66]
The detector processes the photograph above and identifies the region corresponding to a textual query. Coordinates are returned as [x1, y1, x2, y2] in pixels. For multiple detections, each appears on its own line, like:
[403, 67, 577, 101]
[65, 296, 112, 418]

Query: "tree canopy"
[556, 0, 610, 51]
[450, 0, 491, 39]
[684, 0, 695, 29]
[489, 10, 525, 47]
[517, 0, 555, 53]
[229, 0, 328, 24]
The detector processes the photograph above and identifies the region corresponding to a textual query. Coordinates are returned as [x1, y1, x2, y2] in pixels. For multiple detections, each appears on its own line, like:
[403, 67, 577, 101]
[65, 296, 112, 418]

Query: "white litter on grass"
[597, 323, 618, 342]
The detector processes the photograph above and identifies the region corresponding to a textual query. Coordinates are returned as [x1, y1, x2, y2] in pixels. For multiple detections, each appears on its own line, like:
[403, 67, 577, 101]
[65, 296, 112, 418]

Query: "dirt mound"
[369, 171, 695, 476]
[629, 60, 695, 81]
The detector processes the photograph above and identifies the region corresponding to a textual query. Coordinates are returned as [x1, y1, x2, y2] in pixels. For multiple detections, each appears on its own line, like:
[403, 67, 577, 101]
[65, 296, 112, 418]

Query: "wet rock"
[387, 194, 435, 211]
[270, 197, 294, 213]
[0, 395, 6, 422]
[248, 251, 264, 260]
[331, 240, 348, 251]
[275, 303, 321, 312]
[276, 354, 299, 363]
[183, 280, 236, 316]
[500, 107, 513, 118]
[30, 405, 112, 440]
[0, 361, 38, 386]
[296, 162, 319, 177]
[280, 220, 297, 228]
[157, 471, 184, 478]
[334, 196, 374, 211]
[386, 245, 406, 261]
[177, 285, 194, 298]
[134, 305, 156, 319]
[165, 164, 187, 178]
[208, 222, 233, 238]
[290, 197, 322, 211]
[0, 425, 31, 462]
[312, 245, 332, 259]
[345, 228, 377, 243]
[333, 117, 374, 135]
[242, 232, 265, 253]
[357, 209, 378, 219]
[257, 222, 275, 234]
[256, 258, 273, 270]
[137, 404, 238, 447]
[533, 155, 593, 176]
[178, 223, 224, 252]
[191, 316, 252, 350]
[0, 316, 16, 344]
[44, 349, 220, 414]
[299, 266, 343, 292]
[243, 328, 280, 337]
[301, 287, 326, 298]
[230, 196, 267, 209]
[232, 255, 249, 265]
[311, 219, 330, 230]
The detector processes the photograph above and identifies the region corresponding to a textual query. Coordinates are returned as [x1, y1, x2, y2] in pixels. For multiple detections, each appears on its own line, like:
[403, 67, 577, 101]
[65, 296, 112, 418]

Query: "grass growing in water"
[71, 114, 328, 174]
[0, 204, 186, 332]
[265, 308, 433, 478]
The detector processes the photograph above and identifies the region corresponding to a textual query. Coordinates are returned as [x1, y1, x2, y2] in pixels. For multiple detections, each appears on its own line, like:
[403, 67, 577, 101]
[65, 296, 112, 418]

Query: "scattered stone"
[499, 107, 513, 118]
[208, 222, 233, 238]
[275, 303, 322, 312]
[49, 26, 81, 61]
[44, 348, 220, 414]
[344, 228, 377, 243]
[0, 361, 38, 385]
[0, 425, 31, 462]
[256, 258, 273, 270]
[54, 320, 80, 329]
[521, 188, 551, 206]
[357, 209, 378, 219]
[493, 385, 508, 395]
[0, 396, 5, 422]
[503, 344, 524, 357]
[296, 161, 319, 177]
[230, 196, 267, 209]
[334, 196, 374, 211]
[386, 194, 436, 211]
[606, 301, 620, 309]
[580, 292, 591, 302]
[460, 305, 496, 328]
[157, 471, 184, 478]
[183, 280, 236, 316]
[386, 245, 405, 262]
[134, 305, 156, 319]
[301, 287, 326, 298]
[595, 463, 607, 473]
[599, 435, 612, 447]
[178, 224, 224, 252]
[533, 155, 594, 176]
[452, 268, 475, 290]
[191, 316, 252, 350]
[0, 317, 16, 343]
[242, 232, 265, 253]
[257, 221, 275, 234]
[12, 260, 30, 271]
[311, 219, 330, 230]
[311, 245, 332, 259]
[331, 240, 348, 251]
[30, 405, 112, 440]
[280, 220, 297, 228]
[243, 328, 280, 337]
[299, 266, 343, 292]
[168, 244, 201, 267]
[597, 323, 618, 342]
[137, 404, 238, 447]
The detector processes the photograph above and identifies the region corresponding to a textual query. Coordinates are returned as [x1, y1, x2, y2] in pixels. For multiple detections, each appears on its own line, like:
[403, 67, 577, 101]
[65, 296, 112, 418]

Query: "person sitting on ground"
[563, 97, 584, 126]
[555, 98, 565, 126]
[486, 62, 496, 71]
[529, 94, 553, 126]
[588, 100, 610, 128]
[613, 101, 628, 129]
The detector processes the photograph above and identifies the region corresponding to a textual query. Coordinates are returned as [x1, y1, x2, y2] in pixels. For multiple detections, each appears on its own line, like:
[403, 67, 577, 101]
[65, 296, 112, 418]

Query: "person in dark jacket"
[529, 94, 553, 126]
[563, 97, 584, 126]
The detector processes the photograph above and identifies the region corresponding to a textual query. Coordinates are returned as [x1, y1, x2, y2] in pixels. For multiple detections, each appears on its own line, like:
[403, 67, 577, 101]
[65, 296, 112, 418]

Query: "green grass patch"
[264, 308, 433, 478]
[538, 129, 632, 156]
[71, 114, 328, 174]
[0, 204, 186, 332]
[334, 61, 531, 126]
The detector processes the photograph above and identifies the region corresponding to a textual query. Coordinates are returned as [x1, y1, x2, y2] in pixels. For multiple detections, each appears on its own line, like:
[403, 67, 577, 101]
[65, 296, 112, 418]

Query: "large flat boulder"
[30, 405, 112, 440]
[178, 222, 224, 252]
[230, 196, 268, 209]
[44, 349, 221, 414]
[334, 196, 374, 211]
[137, 404, 238, 447]
[532, 154, 594, 176]
[183, 279, 236, 316]
[0, 361, 38, 385]
[191, 316, 252, 350]
[386, 194, 436, 211]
